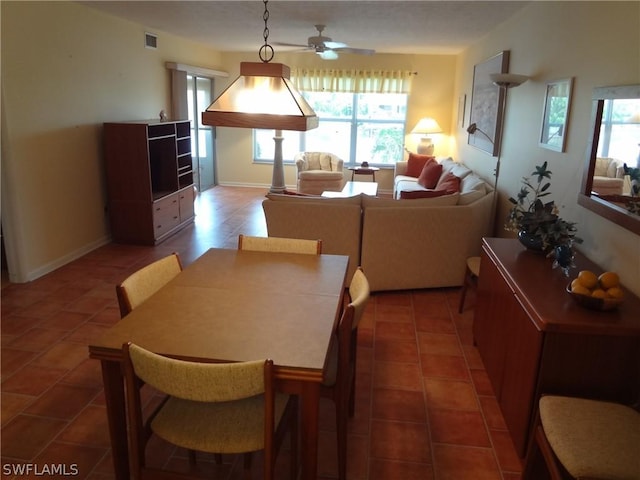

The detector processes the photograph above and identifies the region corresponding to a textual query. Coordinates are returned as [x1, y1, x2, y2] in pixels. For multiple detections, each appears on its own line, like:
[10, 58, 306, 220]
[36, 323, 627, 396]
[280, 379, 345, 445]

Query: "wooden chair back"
[238, 234, 322, 255]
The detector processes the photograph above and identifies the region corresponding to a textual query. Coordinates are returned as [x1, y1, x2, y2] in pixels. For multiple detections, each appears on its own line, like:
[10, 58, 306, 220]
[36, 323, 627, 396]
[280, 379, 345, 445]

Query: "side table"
[348, 166, 379, 181]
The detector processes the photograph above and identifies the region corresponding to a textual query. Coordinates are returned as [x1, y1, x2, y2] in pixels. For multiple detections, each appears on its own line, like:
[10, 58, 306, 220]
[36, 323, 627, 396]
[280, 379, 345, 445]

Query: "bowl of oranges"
[567, 270, 625, 311]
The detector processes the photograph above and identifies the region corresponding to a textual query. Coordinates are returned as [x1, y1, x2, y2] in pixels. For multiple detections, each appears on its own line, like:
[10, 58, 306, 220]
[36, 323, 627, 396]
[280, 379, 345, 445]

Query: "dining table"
[88, 247, 350, 480]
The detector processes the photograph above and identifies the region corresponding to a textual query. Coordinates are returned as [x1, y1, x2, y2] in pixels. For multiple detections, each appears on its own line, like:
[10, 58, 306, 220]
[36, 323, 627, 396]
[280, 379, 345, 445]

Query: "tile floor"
[1, 186, 522, 479]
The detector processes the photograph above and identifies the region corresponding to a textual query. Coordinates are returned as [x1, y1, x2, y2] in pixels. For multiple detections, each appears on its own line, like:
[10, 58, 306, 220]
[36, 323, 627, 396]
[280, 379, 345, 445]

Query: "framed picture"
[539, 78, 573, 152]
[468, 50, 510, 156]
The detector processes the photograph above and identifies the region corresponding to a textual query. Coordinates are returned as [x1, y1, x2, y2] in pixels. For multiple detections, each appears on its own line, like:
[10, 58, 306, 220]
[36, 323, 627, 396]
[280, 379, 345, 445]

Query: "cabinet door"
[153, 194, 180, 238]
[178, 186, 195, 222]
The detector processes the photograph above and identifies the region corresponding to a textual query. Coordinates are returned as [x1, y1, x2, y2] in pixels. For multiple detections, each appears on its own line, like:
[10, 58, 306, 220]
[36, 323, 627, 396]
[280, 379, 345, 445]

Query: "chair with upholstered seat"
[238, 234, 322, 255]
[524, 395, 640, 480]
[321, 267, 370, 480]
[295, 152, 345, 195]
[122, 342, 298, 480]
[116, 253, 183, 318]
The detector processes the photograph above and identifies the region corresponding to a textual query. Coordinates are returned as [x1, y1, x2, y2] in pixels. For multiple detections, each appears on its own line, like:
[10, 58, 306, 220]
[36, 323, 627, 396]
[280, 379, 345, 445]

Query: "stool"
[524, 395, 640, 480]
[458, 256, 480, 313]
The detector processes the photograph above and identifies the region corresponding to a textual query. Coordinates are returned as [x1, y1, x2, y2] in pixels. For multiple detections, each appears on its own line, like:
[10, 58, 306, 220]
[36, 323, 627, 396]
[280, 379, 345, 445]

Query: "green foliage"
[505, 161, 581, 250]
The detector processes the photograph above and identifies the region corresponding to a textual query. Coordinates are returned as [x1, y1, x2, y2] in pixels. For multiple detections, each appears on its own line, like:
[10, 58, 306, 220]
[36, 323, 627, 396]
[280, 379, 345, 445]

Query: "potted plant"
[505, 162, 581, 252]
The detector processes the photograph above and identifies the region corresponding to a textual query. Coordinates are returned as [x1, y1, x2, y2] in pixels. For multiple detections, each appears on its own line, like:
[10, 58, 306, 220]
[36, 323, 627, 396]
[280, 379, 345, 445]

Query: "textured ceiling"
[80, 1, 529, 55]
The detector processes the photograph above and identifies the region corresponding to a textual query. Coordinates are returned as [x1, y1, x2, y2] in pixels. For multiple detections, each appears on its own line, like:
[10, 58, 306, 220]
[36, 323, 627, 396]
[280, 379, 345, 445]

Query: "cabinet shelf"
[104, 120, 194, 245]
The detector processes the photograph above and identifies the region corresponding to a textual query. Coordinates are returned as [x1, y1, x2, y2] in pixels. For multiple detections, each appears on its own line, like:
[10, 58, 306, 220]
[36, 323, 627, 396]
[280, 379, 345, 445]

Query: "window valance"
[291, 68, 414, 94]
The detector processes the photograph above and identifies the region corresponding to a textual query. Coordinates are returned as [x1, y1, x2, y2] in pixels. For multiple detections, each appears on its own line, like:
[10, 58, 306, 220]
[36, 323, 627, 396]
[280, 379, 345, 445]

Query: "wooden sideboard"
[473, 238, 640, 459]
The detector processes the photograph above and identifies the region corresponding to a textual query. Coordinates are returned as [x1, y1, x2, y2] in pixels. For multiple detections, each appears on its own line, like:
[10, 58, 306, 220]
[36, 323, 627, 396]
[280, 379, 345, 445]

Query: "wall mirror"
[578, 84, 640, 235]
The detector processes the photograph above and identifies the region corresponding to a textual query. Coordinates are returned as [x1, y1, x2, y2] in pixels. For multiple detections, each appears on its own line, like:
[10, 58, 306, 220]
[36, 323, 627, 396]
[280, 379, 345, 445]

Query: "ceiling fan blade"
[272, 41, 311, 48]
[332, 47, 376, 56]
[323, 41, 347, 49]
[318, 50, 339, 60]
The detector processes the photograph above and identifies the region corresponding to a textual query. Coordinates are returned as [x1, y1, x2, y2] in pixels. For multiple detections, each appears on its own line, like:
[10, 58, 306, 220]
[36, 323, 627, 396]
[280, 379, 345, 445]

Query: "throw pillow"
[400, 190, 449, 199]
[406, 152, 435, 177]
[435, 171, 461, 193]
[417, 160, 443, 189]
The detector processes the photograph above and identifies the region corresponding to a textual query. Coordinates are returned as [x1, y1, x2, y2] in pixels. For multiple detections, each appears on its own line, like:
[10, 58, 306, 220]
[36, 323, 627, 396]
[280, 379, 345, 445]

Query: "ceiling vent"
[145, 32, 157, 49]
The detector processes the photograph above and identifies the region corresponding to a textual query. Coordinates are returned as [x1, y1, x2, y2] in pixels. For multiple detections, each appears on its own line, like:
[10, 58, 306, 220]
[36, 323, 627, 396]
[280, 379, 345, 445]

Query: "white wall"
[1, 1, 223, 282]
[452, 1, 640, 296]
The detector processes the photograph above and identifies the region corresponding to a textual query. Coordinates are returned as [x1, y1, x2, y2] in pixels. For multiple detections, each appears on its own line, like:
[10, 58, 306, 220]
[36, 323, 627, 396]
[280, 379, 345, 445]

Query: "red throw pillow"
[406, 152, 436, 178]
[417, 160, 443, 189]
[400, 190, 449, 199]
[435, 172, 461, 193]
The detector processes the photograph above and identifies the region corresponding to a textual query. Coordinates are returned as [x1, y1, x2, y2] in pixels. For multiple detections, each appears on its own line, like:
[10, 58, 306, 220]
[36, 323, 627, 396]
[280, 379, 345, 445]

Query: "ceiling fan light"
[318, 50, 339, 60]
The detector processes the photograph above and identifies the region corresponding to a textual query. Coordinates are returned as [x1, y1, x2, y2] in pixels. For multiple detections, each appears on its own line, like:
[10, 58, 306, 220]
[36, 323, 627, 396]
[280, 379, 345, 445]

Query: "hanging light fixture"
[201, 0, 318, 193]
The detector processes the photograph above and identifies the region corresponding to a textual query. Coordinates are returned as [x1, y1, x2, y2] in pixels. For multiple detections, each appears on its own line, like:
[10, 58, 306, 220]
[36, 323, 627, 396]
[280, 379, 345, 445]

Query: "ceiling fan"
[274, 24, 375, 60]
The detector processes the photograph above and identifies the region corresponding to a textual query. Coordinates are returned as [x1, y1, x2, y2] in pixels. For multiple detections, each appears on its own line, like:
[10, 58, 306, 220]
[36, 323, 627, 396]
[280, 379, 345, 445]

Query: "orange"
[576, 270, 598, 289]
[591, 288, 607, 299]
[598, 271, 619, 290]
[606, 286, 624, 299]
[571, 284, 591, 296]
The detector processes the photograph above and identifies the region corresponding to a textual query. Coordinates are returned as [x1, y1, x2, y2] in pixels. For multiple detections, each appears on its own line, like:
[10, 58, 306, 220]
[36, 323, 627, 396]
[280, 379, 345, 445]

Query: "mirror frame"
[578, 84, 640, 235]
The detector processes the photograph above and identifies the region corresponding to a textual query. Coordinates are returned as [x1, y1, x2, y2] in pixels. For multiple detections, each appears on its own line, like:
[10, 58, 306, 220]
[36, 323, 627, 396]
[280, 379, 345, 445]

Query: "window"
[597, 98, 640, 166]
[254, 91, 407, 166]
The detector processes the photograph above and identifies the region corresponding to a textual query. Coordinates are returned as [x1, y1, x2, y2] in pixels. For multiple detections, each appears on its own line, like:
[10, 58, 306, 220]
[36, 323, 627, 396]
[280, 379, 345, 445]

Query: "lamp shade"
[202, 62, 318, 131]
[410, 117, 443, 135]
[489, 73, 529, 89]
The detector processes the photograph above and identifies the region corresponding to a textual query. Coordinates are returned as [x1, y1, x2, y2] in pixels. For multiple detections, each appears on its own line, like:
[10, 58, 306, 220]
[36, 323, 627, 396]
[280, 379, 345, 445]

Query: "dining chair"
[122, 342, 298, 480]
[321, 267, 370, 480]
[237, 234, 322, 255]
[115, 252, 183, 318]
[523, 395, 640, 480]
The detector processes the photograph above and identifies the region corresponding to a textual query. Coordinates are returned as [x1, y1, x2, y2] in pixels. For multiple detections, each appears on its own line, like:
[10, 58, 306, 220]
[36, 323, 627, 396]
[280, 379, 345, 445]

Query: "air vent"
[145, 32, 157, 49]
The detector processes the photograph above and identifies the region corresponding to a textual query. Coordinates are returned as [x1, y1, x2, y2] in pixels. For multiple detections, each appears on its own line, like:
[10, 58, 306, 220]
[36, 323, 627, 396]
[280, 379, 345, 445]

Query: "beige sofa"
[262, 161, 493, 291]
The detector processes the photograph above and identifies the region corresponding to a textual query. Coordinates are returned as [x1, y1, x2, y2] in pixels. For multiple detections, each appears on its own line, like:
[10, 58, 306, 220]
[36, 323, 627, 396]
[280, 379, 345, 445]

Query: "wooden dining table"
[88, 248, 350, 480]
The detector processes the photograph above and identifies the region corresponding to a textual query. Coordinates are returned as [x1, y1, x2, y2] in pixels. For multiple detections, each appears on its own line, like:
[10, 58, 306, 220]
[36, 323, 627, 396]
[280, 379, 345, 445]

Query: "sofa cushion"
[435, 172, 461, 193]
[400, 190, 449, 199]
[266, 192, 362, 206]
[418, 159, 443, 189]
[406, 153, 435, 177]
[440, 159, 473, 179]
[362, 192, 459, 208]
[460, 174, 487, 194]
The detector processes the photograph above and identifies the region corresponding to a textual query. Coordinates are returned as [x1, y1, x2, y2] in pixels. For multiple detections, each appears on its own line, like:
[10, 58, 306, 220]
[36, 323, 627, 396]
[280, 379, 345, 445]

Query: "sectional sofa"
[262, 158, 493, 291]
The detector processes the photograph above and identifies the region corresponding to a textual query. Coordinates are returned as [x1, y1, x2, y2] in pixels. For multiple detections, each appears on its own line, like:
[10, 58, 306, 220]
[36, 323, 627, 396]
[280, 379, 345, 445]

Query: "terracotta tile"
[417, 332, 462, 356]
[372, 388, 427, 423]
[2, 365, 68, 396]
[369, 458, 434, 480]
[24, 384, 100, 420]
[462, 344, 485, 370]
[375, 307, 413, 324]
[375, 293, 412, 307]
[37, 310, 90, 331]
[424, 378, 479, 411]
[18, 300, 67, 319]
[412, 297, 450, 317]
[374, 361, 423, 390]
[1, 392, 35, 426]
[432, 444, 502, 480]
[489, 429, 522, 473]
[57, 405, 111, 448]
[428, 408, 491, 447]
[66, 297, 113, 315]
[32, 442, 107, 479]
[0, 313, 43, 336]
[370, 419, 430, 463]
[1, 348, 37, 376]
[478, 395, 508, 430]
[421, 354, 470, 381]
[8, 327, 67, 352]
[65, 323, 111, 344]
[470, 369, 495, 396]
[414, 315, 456, 334]
[87, 306, 121, 326]
[374, 338, 419, 363]
[375, 321, 416, 340]
[1, 414, 67, 460]
[32, 342, 89, 370]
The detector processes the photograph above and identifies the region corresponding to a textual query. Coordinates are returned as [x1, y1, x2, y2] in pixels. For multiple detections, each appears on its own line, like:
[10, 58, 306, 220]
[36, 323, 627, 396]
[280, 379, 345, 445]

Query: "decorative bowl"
[566, 284, 624, 311]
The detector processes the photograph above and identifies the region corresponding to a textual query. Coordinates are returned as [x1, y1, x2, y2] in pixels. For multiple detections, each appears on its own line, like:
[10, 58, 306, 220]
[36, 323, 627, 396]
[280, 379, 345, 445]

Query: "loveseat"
[262, 159, 493, 291]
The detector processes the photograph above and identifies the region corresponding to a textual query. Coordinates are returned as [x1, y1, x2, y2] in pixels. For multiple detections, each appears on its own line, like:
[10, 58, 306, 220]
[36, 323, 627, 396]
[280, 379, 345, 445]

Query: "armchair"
[295, 152, 344, 195]
[592, 157, 625, 196]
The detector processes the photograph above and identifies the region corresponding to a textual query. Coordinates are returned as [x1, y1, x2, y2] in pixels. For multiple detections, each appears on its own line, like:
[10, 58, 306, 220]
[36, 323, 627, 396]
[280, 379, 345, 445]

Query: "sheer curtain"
[291, 68, 414, 94]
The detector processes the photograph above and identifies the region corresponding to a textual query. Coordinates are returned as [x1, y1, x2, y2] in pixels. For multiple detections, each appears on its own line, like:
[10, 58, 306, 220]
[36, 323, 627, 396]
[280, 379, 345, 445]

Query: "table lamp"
[411, 117, 443, 155]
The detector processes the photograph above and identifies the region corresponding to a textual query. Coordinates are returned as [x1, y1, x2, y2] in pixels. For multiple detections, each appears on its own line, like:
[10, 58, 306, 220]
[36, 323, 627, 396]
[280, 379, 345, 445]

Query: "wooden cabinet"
[104, 120, 195, 244]
[473, 238, 640, 459]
